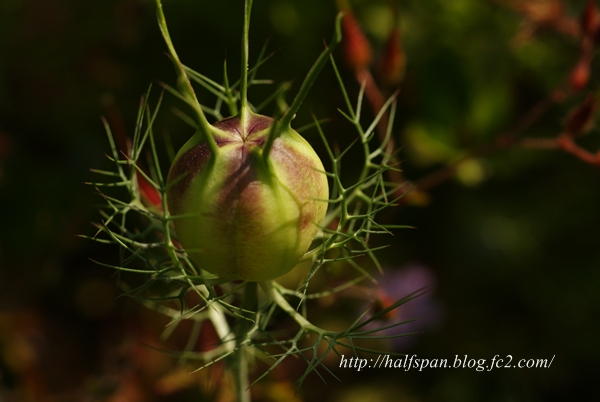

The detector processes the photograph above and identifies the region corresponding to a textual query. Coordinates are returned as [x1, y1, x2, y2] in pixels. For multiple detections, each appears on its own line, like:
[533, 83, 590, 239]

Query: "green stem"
[154, 0, 219, 156]
[262, 12, 344, 160]
[234, 343, 250, 402]
[223, 59, 239, 116]
[240, 0, 253, 133]
[233, 282, 257, 402]
[260, 281, 326, 334]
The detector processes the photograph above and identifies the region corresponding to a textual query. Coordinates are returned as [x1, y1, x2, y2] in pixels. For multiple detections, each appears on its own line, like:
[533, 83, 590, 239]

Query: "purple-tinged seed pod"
[167, 112, 328, 281]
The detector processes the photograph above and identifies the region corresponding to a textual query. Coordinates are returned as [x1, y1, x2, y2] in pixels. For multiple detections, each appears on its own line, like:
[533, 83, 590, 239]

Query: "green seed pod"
[167, 112, 328, 281]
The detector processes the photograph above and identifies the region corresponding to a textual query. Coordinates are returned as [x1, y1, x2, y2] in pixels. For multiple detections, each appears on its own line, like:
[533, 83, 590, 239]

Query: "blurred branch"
[521, 134, 600, 165]
[338, 4, 408, 198]
[340, 0, 600, 200]
[416, 93, 556, 191]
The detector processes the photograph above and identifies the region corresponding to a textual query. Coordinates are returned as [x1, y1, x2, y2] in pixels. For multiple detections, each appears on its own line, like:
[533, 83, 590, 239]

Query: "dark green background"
[1, 0, 599, 401]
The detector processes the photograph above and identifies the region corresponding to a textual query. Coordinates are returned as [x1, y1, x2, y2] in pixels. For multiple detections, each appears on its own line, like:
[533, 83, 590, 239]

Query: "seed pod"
[167, 112, 329, 282]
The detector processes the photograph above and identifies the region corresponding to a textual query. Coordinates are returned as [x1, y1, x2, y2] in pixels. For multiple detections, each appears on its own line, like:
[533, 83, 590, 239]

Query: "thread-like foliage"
[86, 0, 420, 394]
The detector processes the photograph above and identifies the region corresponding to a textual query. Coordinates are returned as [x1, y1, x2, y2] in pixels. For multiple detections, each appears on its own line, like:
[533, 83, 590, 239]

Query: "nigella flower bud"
[570, 56, 591, 91]
[378, 27, 405, 87]
[166, 112, 329, 282]
[342, 12, 372, 71]
[581, 0, 600, 39]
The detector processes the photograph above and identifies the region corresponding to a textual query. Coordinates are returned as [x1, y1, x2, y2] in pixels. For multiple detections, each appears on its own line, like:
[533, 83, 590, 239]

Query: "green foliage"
[86, 0, 415, 395]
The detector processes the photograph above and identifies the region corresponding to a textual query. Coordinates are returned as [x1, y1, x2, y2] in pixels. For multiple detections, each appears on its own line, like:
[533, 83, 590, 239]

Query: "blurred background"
[1, 0, 599, 401]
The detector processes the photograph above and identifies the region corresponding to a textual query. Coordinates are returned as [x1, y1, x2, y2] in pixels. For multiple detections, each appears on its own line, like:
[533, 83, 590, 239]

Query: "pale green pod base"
[167, 113, 328, 281]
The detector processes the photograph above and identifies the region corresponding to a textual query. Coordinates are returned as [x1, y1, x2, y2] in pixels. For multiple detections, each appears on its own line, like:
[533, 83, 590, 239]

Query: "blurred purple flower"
[363, 263, 443, 351]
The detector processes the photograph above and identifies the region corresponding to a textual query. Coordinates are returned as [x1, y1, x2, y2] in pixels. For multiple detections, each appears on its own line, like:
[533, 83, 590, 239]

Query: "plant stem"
[233, 282, 257, 402]
[240, 0, 253, 133]
[262, 12, 344, 160]
[154, 0, 218, 155]
[234, 344, 250, 402]
[279, 12, 344, 129]
[260, 281, 326, 335]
